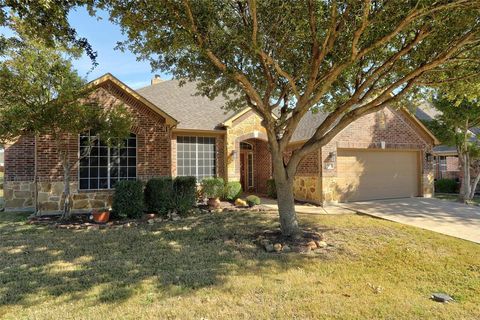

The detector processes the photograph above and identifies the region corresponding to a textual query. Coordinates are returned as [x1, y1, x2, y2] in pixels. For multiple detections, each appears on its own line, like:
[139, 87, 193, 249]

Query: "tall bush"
[435, 178, 459, 194]
[224, 181, 242, 201]
[201, 177, 225, 198]
[173, 176, 197, 214]
[145, 177, 174, 215]
[112, 180, 144, 219]
[267, 179, 277, 199]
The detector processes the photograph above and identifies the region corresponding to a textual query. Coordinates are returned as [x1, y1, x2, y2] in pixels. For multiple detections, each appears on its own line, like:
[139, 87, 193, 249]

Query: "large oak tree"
[103, 0, 479, 236]
[2, 1, 480, 235]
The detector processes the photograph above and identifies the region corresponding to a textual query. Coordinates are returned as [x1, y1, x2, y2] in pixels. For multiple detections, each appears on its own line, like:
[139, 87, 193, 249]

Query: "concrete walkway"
[333, 198, 480, 244]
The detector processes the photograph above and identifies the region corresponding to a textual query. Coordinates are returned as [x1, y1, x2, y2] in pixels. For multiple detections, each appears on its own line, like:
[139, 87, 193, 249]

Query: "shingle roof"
[433, 145, 457, 154]
[137, 80, 236, 130]
[414, 101, 440, 122]
[291, 111, 329, 142]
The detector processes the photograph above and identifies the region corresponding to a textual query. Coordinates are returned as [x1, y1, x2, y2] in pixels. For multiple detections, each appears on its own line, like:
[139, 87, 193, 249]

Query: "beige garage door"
[336, 149, 420, 202]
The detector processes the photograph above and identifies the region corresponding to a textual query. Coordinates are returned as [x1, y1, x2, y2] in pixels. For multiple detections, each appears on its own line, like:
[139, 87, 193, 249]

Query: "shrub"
[201, 177, 225, 198]
[173, 176, 197, 214]
[145, 177, 174, 215]
[267, 179, 277, 199]
[246, 195, 261, 207]
[224, 181, 242, 201]
[112, 180, 144, 219]
[435, 178, 459, 194]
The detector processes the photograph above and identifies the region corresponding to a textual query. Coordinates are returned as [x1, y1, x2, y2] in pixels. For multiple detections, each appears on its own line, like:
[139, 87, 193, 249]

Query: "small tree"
[0, 36, 132, 219]
[428, 95, 480, 202]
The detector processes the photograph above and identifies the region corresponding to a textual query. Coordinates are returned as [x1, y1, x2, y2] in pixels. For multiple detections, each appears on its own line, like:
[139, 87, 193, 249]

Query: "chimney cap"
[151, 74, 164, 85]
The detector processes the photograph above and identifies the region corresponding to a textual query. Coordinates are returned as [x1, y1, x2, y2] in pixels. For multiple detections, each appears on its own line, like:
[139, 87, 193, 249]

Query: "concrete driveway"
[330, 198, 480, 244]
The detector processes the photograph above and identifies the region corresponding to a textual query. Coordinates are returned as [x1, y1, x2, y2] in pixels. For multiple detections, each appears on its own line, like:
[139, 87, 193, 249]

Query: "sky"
[68, 8, 171, 89]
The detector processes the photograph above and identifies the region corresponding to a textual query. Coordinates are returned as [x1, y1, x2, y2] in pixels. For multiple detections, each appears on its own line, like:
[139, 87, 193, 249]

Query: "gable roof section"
[89, 73, 178, 126]
[137, 80, 237, 130]
[291, 106, 440, 145]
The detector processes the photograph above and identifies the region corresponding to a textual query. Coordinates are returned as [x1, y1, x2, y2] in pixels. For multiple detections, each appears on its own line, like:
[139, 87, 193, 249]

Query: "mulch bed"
[255, 228, 332, 254]
[27, 214, 145, 230]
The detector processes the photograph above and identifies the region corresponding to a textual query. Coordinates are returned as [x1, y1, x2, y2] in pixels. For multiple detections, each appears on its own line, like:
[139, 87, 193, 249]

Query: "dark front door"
[240, 150, 254, 192]
[240, 152, 246, 191]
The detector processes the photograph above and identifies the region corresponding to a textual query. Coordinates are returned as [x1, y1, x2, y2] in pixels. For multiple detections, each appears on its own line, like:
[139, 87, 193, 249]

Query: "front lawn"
[435, 193, 480, 205]
[0, 211, 479, 319]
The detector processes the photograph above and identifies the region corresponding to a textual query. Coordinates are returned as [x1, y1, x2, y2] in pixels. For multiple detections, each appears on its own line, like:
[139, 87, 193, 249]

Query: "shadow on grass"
[0, 211, 322, 307]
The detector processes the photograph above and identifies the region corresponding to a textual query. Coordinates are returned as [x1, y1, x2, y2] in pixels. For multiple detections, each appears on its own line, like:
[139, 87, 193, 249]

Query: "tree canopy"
[0, 35, 133, 218]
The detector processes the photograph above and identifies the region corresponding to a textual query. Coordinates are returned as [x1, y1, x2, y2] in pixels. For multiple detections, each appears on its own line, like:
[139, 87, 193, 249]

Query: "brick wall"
[321, 107, 435, 202]
[243, 138, 272, 194]
[446, 156, 459, 172]
[4, 136, 35, 181]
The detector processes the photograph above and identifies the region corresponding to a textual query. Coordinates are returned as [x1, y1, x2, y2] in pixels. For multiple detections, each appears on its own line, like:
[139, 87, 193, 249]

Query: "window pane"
[78, 131, 136, 190]
[176, 136, 216, 180]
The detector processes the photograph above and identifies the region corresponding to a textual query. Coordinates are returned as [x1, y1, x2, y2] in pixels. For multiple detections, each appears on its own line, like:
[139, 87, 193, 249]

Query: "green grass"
[435, 193, 480, 205]
[0, 211, 479, 319]
[0, 171, 3, 208]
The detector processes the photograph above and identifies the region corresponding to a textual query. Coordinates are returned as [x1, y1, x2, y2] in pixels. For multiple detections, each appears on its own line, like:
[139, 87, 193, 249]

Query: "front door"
[240, 150, 254, 192]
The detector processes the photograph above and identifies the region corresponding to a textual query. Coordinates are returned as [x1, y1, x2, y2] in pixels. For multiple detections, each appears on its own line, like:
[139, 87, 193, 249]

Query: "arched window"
[79, 132, 137, 190]
[240, 142, 253, 150]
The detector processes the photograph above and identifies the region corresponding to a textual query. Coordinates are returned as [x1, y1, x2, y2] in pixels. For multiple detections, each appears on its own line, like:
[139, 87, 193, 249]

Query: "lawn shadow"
[0, 211, 322, 307]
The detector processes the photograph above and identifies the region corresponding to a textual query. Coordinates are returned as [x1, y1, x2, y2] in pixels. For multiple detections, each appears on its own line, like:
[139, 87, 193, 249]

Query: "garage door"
[336, 149, 420, 202]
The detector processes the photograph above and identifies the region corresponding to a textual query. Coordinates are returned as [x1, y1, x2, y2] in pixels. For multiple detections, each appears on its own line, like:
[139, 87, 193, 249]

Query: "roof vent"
[151, 74, 163, 85]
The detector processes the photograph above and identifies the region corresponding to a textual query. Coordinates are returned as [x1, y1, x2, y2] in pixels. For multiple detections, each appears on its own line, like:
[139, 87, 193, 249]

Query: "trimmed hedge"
[173, 176, 197, 214]
[224, 181, 242, 201]
[201, 177, 225, 198]
[145, 177, 174, 215]
[246, 195, 261, 207]
[267, 179, 277, 199]
[112, 180, 144, 219]
[435, 178, 459, 194]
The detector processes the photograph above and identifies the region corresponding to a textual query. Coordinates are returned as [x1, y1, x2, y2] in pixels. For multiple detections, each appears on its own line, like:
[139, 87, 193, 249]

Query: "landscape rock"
[315, 241, 328, 248]
[431, 293, 454, 303]
[273, 243, 282, 252]
[282, 245, 291, 252]
[307, 240, 318, 250]
[264, 244, 274, 252]
[234, 199, 248, 207]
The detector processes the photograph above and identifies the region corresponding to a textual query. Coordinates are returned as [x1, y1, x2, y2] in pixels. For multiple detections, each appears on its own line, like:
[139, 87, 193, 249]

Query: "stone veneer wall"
[293, 176, 322, 204]
[3, 181, 35, 211]
[320, 107, 435, 203]
[285, 146, 322, 203]
[226, 111, 268, 181]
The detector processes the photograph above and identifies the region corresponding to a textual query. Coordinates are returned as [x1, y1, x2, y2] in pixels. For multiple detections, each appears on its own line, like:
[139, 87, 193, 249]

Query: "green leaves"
[0, 37, 132, 147]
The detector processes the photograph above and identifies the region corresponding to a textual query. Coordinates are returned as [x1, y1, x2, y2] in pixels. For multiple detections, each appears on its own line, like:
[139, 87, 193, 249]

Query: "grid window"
[79, 132, 137, 190]
[439, 156, 447, 172]
[177, 136, 216, 181]
[247, 153, 254, 188]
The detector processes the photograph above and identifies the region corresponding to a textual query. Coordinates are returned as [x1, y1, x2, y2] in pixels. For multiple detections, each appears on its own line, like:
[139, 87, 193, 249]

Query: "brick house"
[3, 73, 438, 213]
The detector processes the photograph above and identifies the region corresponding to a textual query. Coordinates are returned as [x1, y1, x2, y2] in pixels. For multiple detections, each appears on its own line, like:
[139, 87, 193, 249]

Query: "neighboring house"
[415, 102, 479, 181]
[3, 73, 438, 213]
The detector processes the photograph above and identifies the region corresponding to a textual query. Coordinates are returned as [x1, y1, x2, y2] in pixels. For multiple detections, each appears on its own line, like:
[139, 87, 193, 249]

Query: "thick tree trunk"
[271, 150, 300, 237]
[469, 172, 480, 200]
[61, 164, 72, 220]
[459, 152, 471, 203]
